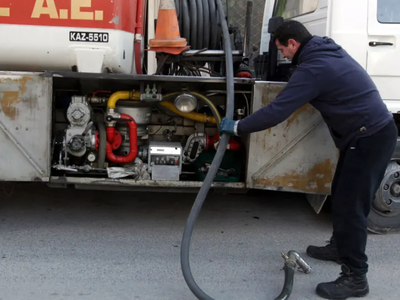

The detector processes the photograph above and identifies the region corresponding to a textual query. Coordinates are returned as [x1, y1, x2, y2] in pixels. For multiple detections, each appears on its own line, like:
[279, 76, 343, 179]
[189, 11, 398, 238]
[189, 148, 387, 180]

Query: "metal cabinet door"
[246, 81, 339, 195]
[0, 72, 52, 181]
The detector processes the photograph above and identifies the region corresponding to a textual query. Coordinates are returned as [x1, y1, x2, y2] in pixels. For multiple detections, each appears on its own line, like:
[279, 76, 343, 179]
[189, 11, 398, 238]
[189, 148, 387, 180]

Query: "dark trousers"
[331, 119, 398, 276]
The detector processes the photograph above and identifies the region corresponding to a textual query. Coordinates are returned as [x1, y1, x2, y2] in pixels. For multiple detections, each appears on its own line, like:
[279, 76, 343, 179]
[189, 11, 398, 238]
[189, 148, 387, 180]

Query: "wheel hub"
[373, 162, 400, 215]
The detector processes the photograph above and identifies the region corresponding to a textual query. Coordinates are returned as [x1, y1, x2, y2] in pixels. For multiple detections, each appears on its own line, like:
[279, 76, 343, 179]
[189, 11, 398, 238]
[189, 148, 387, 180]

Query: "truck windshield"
[273, 0, 319, 18]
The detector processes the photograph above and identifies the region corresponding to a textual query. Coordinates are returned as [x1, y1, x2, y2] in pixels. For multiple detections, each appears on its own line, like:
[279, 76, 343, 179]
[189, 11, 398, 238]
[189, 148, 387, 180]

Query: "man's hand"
[220, 117, 238, 136]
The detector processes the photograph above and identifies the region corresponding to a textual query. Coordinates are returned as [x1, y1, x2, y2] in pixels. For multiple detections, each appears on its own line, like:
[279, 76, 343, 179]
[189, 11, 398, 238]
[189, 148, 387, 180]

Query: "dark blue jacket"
[237, 36, 393, 150]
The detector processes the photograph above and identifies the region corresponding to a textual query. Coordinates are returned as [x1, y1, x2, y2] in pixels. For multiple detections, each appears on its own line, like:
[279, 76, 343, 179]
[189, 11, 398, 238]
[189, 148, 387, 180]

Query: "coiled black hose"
[175, 0, 221, 50]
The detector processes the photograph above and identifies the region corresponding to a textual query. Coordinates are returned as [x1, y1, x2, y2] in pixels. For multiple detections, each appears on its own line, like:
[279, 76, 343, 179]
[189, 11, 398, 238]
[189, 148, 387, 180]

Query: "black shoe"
[306, 236, 341, 264]
[316, 265, 369, 299]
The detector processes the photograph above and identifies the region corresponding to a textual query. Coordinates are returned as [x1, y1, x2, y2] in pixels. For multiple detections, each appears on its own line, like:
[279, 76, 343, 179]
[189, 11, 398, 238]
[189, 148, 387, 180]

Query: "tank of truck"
[0, 0, 141, 73]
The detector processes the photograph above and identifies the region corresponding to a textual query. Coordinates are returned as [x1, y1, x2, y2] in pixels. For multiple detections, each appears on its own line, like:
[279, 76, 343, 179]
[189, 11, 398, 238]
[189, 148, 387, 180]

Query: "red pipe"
[135, 0, 145, 74]
[135, 43, 142, 74]
[207, 134, 241, 151]
[106, 113, 138, 164]
[107, 127, 115, 143]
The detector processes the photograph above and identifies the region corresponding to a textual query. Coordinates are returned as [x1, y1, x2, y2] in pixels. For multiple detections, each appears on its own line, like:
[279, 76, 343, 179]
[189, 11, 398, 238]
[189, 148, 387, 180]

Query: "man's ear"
[287, 38, 298, 48]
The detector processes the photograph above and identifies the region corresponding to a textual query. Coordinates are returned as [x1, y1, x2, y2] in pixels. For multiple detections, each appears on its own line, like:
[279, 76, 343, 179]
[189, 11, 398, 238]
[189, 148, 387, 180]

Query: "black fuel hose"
[180, 1, 311, 299]
[275, 264, 295, 300]
[179, 0, 234, 299]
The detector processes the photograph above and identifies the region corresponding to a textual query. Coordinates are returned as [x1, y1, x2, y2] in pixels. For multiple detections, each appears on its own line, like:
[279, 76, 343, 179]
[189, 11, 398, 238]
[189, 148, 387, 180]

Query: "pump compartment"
[23, 71, 251, 192]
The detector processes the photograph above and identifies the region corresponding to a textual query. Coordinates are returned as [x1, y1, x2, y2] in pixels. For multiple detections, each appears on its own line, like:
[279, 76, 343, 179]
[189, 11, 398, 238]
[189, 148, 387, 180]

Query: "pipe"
[243, 1, 253, 57]
[107, 91, 140, 109]
[182, 50, 242, 56]
[106, 127, 115, 143]
[207, 134, 241, 151]
[286, 250, 312, 274]
[106, 113, 138, 164]
[135, 0, 145, 74]
[159, 101, 217, 124]
[162, 91, 222, 127]
[106, 90, 220, 126]
[96, 121, 106, 168]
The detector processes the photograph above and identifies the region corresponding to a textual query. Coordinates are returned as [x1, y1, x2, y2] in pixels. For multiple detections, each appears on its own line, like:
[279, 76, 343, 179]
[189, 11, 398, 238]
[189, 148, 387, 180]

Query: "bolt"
[395, 173, 399, 178]
[386, 199, 392, 205]
[384, 184, 390, 190]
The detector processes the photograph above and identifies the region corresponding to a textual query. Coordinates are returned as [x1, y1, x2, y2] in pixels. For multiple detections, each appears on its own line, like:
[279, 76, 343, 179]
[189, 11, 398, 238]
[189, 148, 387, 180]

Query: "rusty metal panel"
[0, 72, 52, 181]
[246, 81, 339, 195]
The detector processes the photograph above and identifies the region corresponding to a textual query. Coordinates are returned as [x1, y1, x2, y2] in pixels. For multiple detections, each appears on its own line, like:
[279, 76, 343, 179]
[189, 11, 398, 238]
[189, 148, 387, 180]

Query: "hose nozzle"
[274, 250, 312, 300]
[282, 250, 312, 274]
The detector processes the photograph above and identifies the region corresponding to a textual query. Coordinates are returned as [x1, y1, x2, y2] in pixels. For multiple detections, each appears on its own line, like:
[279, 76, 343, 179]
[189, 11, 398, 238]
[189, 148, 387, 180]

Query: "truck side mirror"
[268, 17, 284, 34]
[266, 17, 284, 81]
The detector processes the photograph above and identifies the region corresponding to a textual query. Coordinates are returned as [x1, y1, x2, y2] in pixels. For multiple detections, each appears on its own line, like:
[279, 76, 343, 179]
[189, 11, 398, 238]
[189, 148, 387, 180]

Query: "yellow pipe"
[162, 92, 221, 124]
[107, 91, 218, 124]
[107, 91, 140, 109]
[159, 101, 217, 124]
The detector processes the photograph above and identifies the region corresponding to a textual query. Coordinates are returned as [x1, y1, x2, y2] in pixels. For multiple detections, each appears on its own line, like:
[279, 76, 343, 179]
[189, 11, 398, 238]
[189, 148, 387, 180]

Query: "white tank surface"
[0, 0, 144, 74]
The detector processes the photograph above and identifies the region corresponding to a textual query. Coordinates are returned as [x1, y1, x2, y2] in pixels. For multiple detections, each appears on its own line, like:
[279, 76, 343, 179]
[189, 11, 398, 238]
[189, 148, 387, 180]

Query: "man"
[220, 20, 398, 299]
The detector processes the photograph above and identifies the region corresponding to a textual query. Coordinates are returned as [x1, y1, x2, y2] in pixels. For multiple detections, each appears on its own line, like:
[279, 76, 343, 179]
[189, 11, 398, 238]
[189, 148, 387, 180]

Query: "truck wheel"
[368, 161, 400, 234]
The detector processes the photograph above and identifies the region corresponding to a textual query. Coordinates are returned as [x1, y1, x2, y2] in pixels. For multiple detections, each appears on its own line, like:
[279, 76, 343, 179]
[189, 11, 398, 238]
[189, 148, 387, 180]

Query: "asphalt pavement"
[0, 183, 398, 300]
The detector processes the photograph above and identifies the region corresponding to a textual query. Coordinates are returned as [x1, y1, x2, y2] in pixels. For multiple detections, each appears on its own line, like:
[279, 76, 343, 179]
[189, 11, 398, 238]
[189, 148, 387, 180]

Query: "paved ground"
[0, 183, 398, 300]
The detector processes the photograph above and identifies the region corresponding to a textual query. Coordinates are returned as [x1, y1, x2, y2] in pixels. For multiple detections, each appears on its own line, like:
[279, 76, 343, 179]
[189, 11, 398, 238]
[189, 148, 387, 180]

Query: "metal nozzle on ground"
[274, 251, 312, 300]
[281, 250, 312, 274]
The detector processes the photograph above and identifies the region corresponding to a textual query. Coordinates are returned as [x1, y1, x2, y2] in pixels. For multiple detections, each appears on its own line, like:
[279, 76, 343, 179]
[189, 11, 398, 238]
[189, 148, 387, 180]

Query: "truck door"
[367, 0, 400, 108]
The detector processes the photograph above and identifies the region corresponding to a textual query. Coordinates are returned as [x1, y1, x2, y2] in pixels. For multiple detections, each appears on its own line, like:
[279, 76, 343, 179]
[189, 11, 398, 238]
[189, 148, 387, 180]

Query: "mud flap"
[306, 194, 328, 214]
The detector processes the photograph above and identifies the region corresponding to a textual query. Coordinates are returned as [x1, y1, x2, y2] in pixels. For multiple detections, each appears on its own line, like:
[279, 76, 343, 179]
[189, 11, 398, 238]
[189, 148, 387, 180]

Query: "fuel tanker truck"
[0, 0, 400, 234]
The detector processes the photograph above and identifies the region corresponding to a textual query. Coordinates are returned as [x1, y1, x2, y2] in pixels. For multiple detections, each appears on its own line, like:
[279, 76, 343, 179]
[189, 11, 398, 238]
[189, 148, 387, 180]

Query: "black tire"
[368, 160, 400, 234]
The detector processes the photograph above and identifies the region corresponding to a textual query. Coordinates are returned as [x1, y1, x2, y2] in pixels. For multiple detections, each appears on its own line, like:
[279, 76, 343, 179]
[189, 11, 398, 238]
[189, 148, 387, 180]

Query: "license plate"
[69, 32, 109, 43]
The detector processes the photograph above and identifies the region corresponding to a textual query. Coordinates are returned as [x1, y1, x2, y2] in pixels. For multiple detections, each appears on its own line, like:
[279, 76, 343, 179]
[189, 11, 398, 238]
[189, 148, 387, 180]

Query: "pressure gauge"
[87, 153, 96, 162]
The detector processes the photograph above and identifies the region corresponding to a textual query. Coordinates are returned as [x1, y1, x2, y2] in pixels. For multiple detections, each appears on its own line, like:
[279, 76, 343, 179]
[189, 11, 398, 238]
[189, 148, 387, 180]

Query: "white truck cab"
[261, 0, 400, 108]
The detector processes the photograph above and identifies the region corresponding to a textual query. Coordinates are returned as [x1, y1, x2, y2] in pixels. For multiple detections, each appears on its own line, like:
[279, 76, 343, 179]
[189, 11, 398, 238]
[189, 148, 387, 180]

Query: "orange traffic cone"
[148, 0, 190, 55]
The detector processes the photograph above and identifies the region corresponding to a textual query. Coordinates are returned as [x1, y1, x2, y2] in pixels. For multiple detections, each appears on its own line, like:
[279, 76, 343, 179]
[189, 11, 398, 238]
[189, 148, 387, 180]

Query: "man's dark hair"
[273, 20, 312, 46]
